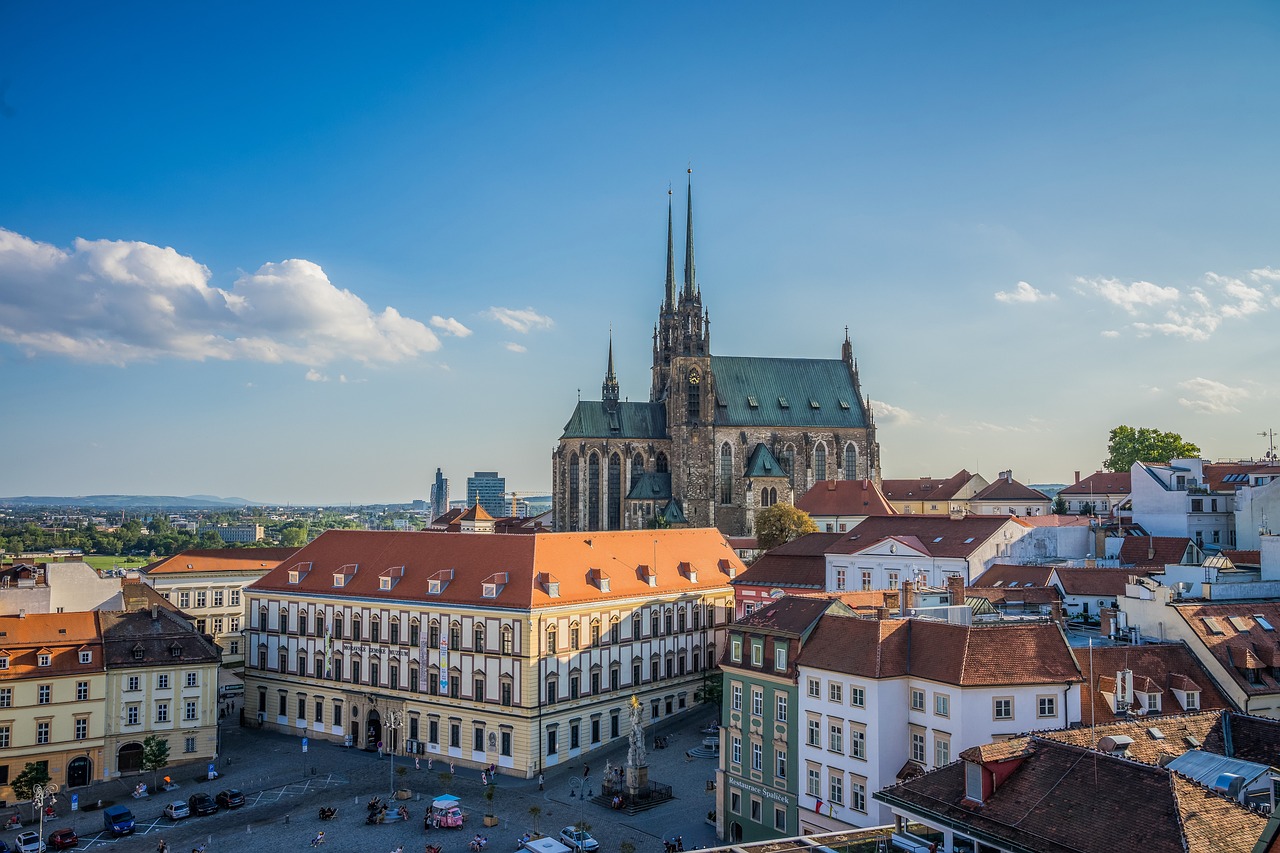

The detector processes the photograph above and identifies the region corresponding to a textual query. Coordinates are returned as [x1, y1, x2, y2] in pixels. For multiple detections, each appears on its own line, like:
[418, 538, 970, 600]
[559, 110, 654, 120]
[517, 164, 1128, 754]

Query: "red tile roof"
[880, 470, 977, 502]
[1059, 470, 1132, 497]
[1203, 462, 1276, 491]
[144, 548, 300, 575]
[1118, 535, 1196, 568]
[1052, 568, 1138, 596]
[732, 532, 844, 589]
[971, 564, 1054, 588]
[794, 480, 896, 517]
[1174, 600, 1280, 697]
[1073, 644, 1232, 730]
[1016, 514, 1094, 527]
[970, 476, 1049, 504]
[827, 516, 1025, 558]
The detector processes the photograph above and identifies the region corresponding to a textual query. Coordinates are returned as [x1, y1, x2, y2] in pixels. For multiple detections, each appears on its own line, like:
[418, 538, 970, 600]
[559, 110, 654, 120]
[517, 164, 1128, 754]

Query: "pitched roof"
[1072, 645, 1233, 732]
[248, 528, 741, 609]
[559, 400, 667, 439]
[742, 443, 785, 479]
[971, 564, 1054, 588]
[1041, 710, 1224, 765]
[794, 480, 895, 518]
[732, 532, 844, 589]
[144, 547, 300, 575]
[1052, 567, 1137, 596]
[1175, 600, 1280, 696]
[1059, 470, 1132, 497]
[876, 737, 1267, 853]
[827, 515, 1023, 558]
[970, 476, 1050, 503]
[0, 612, 103, 678]
[1204, 462, 1275, 491]
[98, 607, 221, 668]
[733, 595, 842, 636]
[797, 614, 1081, 686]
[708, 356, 868, 428]
[626, 472, 672, 501]
[880, 470, 978, 503]
[964, 586, 1061, 607]
[1016, 513, 1094, 528]
[1119, 535, 1197, 567]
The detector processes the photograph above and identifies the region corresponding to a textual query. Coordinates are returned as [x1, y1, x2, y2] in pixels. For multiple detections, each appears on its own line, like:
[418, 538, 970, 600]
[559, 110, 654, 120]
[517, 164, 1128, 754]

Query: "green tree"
[1051, 495, 1068, 515]
[528, 805, 542, 836]
[280, 524, 308, 548]
[11, 761, 51, 801]
[141, 734, 170, 788]
[755, 503, 818, 551]
[695, 670, 723, 706]
[1104, 425, 1200, 472]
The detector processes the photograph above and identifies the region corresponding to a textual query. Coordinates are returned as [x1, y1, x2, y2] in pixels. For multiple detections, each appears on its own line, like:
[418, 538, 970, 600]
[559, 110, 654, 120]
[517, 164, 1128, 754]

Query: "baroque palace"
[553, 176, 880, 537]
[243, 527, 741, 778]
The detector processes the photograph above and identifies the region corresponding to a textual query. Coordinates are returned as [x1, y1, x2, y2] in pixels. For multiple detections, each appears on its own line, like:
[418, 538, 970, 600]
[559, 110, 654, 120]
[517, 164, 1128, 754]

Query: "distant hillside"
[0, 495, 258, 509]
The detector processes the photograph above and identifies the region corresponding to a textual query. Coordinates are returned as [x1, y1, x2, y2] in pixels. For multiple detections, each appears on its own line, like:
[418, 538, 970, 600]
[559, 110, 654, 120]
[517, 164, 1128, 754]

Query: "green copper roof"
[660, 499, 687, 524]
[710, 356, 867, 428]
[560, 400, 667, 440]
[627, 472, 672, 501]
[744, 443, 786, 478]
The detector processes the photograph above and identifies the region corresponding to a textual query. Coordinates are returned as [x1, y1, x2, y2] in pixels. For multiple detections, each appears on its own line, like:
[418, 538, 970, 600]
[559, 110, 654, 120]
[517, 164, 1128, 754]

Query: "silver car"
[559, 828, 599, 852]
[164, 801, 190, 820]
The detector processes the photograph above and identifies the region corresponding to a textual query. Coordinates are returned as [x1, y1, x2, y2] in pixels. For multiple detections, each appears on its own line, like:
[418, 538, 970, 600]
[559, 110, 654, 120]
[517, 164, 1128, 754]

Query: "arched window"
[844, 442, 858, 480]
[501, 625, 513, 655]
[547, 624, 558, 653]
[351, 615, 362, 641]
[760, 487, 770, 508]
[370, 616, 380, 643]
[677, 608, 687, 633]
[257, 606, 268, 631]
[588, 453, 601, 532]
[664, 607, 674, 634]
[428, 619, 440, 647]
[590, 618, 601, 645]
[449, 621, 461, 650]
[296, 651, 307, 677]
[632, 453, 644, 479]
[655, 452, 669, 474]
[609, 616, 620, 644]
[568, 453, 580, 531]
[719, 443, 733, 504]
[313, 611, 324, 636]
[770, 487, 778, 506]
[278, 608, 289, 634]
[631, 613, 642, 639]
[686, 369, 701, 421]
[608, 453, 622, 530]
[389, 617, 400, 645]
[474, 624, 485, 652]
[814, 442, 827, 482]
[333, 612, 344, 639]
[569, 622, 581, 650]
[781, 444, 796, 485]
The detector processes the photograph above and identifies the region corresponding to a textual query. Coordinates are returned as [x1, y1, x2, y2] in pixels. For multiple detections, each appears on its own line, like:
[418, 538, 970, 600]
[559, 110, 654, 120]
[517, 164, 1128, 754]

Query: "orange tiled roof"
[144, 548, 299, 575]
[1176, 600, 1280, 696]
[828, 516, 1025, 558]
[794, 480, 896, 518]
[1118, 536, 1196, 568]
[880, 470, 977, 503]
[1059, 471, 1132, 497]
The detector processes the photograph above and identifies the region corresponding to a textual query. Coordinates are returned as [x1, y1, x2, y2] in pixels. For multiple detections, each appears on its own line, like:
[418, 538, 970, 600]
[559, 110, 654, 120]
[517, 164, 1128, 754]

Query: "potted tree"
[483, 783, 499, 826]
[528, 805, 543, 839]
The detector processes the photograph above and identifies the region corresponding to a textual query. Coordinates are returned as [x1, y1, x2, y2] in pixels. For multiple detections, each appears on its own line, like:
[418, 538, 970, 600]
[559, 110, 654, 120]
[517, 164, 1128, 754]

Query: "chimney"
[1147, 538, 1155, 561]
[1075, 471, 1081, 484]
[1049, 600, 1064, 628]
[827, 480, 836, 491]
[151, 604, 160, 620]
[900, 580, 915, 617]
[874, 606, 891, 621]
[17, 609, 25, 619]
[946, 574, 965, 606]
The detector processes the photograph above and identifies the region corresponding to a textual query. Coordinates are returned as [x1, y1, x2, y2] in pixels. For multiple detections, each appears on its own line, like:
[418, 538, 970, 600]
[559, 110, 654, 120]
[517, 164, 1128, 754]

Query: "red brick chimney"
[900, 580, 915, 616]
[1074, 471, 1081, 484]
[946, 574, 965, 606]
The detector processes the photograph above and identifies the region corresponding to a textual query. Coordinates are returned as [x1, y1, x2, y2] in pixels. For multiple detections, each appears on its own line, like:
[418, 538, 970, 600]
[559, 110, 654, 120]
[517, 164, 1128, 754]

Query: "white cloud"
[1075, 276, 1181, 314]
[431, 315, 472, 337]
[305, 369, 328, 382]
[0, 228, 444, 366]
[870, 400, 915, 425]
[504, 342, 528, 353]
[486, 306, 554, 333]
[1177, 377, 1244, 414]
[994, 281, 1057, 304]
[1101, 329, 1120, 338]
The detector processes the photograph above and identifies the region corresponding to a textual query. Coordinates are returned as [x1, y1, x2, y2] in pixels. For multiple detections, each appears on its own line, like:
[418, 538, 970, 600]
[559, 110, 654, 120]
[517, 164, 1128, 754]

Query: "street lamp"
[34, 783, 57, 852]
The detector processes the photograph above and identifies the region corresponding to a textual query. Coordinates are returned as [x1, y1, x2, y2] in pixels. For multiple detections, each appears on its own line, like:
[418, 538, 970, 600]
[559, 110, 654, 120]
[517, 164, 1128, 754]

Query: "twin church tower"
[552, 175, 880, 537]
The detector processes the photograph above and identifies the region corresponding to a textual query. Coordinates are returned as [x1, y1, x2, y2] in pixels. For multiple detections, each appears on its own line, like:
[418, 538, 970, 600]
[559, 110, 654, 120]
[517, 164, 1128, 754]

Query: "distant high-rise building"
[430, 468, 449, 520]
[466, 471, 506, 518]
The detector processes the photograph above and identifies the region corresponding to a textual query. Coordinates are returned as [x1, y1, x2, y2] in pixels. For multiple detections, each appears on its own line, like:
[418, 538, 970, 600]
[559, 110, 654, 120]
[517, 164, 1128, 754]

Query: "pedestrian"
[450, 762, 455, 775]
[538, 773, 544, 791]
[157, 839, 166, 853]
[428, 758, 434, 771]
[481, 771, 487, 786]
[582, 764, 589, 778]
[415, 756, 420, 770]
[677, 836, 683, 851]
[310, 832, 325, 847]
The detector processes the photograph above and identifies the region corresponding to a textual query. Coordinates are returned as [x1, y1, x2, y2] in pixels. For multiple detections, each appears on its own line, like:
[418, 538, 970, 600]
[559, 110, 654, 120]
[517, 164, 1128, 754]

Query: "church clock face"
[689, 371, 700, 384]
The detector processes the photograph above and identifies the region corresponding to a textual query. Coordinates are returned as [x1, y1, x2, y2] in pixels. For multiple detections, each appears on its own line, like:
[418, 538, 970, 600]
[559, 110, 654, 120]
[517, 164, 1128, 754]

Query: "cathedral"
[552, 177, 880, 537]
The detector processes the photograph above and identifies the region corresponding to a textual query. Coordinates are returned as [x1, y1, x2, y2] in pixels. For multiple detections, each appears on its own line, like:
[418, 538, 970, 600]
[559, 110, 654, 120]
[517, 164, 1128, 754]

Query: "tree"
[141, 734, 170, 789]
[1104, 425, 1200, 472]
[695, 670, 723, 706]
[281, 524, 308, 548]
[755, 503, 818, 551]
[528, 805, 542, 836]
[1051, 495, 1068, 515]
[11, 761, 51, 801]
[484, 782, 496, 818]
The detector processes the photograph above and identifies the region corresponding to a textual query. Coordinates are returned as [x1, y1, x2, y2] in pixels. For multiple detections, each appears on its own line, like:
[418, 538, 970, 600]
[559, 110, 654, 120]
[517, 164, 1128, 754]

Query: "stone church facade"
[552, 179, 880, 537]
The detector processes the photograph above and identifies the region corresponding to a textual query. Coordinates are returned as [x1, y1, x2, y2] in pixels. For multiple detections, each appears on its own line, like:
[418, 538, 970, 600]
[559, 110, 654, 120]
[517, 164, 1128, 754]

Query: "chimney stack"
[151, 604, 160, 620]
[874, 606, 891, 621]
[946, 574, 965, 606]
[900, 580, 915, 617]
[1075, 471, 1081, 484]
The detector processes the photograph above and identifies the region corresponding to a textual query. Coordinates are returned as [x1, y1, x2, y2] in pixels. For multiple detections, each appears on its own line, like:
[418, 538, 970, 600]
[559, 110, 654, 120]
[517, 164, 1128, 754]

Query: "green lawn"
[82, 555, 150, 571]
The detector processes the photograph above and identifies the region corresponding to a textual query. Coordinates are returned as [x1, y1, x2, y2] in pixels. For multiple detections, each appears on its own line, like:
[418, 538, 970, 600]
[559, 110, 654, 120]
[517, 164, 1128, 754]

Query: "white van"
[218, 683, 244, 699]
[522, 839, 572, 853]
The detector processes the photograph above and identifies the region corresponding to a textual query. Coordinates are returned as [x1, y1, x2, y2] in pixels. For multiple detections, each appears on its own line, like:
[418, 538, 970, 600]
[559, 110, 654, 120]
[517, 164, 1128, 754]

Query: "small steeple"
[602, 331, 620, 413]
[842, 325, 853, 366]
[683, 169, 696, 299]
[664, 187, 676, 311]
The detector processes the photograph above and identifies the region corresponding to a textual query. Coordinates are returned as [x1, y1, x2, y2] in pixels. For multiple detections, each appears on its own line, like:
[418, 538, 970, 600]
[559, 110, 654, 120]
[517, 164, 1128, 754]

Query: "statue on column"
[627, 695, 647, 769]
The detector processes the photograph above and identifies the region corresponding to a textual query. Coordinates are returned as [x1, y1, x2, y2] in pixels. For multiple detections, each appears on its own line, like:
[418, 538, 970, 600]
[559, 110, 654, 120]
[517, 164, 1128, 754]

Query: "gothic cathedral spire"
[683, 169, 697, 300]
[602, 331, 620, 413]
[664, 188, 676, 312]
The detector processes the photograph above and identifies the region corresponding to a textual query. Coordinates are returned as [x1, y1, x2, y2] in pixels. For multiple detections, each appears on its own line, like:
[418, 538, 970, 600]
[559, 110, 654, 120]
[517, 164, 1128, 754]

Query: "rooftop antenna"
[1260, 429, 1276, 462]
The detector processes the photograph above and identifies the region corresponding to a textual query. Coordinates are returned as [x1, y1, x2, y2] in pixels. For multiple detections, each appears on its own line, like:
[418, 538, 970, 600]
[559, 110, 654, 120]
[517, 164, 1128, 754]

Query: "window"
[410, 621, 420, 646]
[850, 726, 866, 759]
[750, 640, 763, 666]
[184, 737, 196, 754]
[861, 570, 872, 591]
[0, 688, 9, 708]
[501, 731, 512, 757]
[807, 719, 821, 747]
[76, 681, 89, 701]
[500, 680, 512, 707]
[829, 722, 843, 754]
[994, 697, 1013, 720]
[196, 591, 207, 608]
[850, 686, 865, 708]
[185, 701, 198, 721]
[731, 736, 741, 765]
[180, 592, 191, 608]
[74, 718, 88, 740]
[911, 689, 925, 711]
[720, 443, 733, 504]
[37, 684, 51, 704]
[546, 625, 558, 653]
[829, 682, 843, 703]
[450, 723, 461, 748]
[807, 766, 821, 796]
[935, 694, 950, 718]
[36, 721, 50, 744]
[157, 703, 170, 722]
[773, 805, 786, 833]
[772, 692, 788, 722]
[935, 736, 950, 766]
[230, 588, 240, 606]
[1037, 695, 1057, 718]
[835, 569, 846, 590]
[814, 443, 827, 481]
[828, 771, 843, 805]
[569, 624, 579, 650]
[370, 618, 381, 643]
[850, 779, 866, 813]
[126, 705, 140, 726]
[732, 685, 742, 711]
[965, 761, 983, 802]
[751, 742, 762, 771]
[0, 725, 8, 747]
[474, 726, 484, 751]
[213, 589, 224, 607]
[911, 730, 926, 763]
[546, 728, 557, 755]
[774, 643, 787, 671]
[609, 619, 620, 645]
[808, 678, 821, 698]
[78, 650, 92, 664]
[751, 688, 763, 717]
[730, 790, 741, 814]
[751, 798, 762, 823]
[186, 672, 198, 688]
[774, 748, 787, 779]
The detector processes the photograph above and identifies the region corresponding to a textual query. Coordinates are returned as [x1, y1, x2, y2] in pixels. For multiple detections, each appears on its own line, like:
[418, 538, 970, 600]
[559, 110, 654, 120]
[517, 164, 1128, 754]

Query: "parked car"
[0, 837, 12, 853]
[101, 805, 134, 836]
[187, 794, 218, 817]
[214, 790, 245, 809]
[559, 827, 599, 852]
[15, 832, 44, 853]
[163, 801, 190, 820]
[46, 829, 77, 851]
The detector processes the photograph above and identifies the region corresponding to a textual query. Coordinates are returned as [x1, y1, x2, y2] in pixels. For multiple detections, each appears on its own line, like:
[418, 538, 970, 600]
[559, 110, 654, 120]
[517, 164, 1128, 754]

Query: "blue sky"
[2, 2, 1279, 505]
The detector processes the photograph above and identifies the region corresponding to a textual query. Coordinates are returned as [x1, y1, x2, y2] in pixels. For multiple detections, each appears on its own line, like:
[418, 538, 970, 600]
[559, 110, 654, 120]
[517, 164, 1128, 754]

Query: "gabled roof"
[827, 516, 1024, 558]
[965, 586, 1060, 607]
[99, 607, 221, 668]
[1073, 645, 1232, 730]
[970, 476, 1050, 503]
[797, 614, 1081, 686]
[971, 564, 1054, 588]
[875, 736, 1267, 853]
[1059, 470, 1132, 497]
[1175, 600, 1280, 696]
[733, 595, 843, 637]
[1052, 567, 1137, 596]
[1119, 535, 1198, 568]
[733, 532, 845, 589]
[880, 470, 979, 503]
[708, 356, 868, 428]
[143, 548, 300, 575]
[742, 443, 785, 479]
[794, 480, 895, 518]
[659, 499, 687, 525]
[559, 400, 666, 439]
[626, 472, 672, 501]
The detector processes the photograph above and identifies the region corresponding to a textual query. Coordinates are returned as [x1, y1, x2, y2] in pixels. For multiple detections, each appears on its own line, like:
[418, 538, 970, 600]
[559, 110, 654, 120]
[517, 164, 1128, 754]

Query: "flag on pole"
[814, 799, 823, 814]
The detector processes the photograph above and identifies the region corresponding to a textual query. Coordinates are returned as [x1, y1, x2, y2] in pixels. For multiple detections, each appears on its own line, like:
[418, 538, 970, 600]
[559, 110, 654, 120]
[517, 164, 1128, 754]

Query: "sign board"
[302, 737, 309, 753]
[207, 763, 217, 780]
[70, 794, 78, 812]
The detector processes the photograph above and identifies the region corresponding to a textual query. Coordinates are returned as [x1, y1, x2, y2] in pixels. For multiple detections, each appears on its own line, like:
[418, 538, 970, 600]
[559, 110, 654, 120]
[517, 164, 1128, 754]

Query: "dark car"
[187, 793, 218, 817]
[214, 790, 245, 809]
[47, 830, 77, 851]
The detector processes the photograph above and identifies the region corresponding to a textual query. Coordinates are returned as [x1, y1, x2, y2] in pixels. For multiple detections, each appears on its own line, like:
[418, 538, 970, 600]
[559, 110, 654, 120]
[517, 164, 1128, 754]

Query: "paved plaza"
[14, 705, 724, 853]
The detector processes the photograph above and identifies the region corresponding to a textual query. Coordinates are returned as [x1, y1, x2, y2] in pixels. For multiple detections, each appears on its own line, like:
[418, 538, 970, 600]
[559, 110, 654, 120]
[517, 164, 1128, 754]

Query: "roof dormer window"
[0, 654, 9, 670]
[37, 652, 51, 667]
[79, 650, 92, 664]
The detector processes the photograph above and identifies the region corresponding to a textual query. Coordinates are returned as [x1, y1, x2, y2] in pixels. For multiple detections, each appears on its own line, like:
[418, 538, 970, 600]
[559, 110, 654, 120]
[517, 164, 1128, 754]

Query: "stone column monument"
[624, 695, 648, 797]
